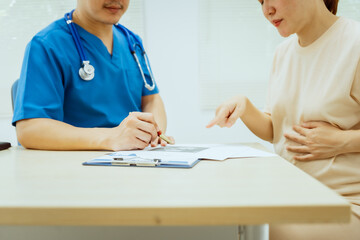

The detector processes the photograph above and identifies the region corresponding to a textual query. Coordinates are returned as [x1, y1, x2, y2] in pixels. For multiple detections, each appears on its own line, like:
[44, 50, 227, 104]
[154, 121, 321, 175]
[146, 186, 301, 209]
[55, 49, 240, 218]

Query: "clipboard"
[82, 144, 276, 169]
[82, 154, 200, 168]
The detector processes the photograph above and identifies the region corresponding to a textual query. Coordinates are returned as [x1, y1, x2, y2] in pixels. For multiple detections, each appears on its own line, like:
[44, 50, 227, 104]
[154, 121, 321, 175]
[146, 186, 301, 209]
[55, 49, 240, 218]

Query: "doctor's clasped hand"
[103, 112, 174, 151]
[102, 112, 160, 151]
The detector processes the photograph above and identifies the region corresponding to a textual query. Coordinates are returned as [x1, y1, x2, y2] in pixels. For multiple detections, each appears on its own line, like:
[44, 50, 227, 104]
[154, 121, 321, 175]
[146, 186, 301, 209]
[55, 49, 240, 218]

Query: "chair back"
[11, 79, 19, 111]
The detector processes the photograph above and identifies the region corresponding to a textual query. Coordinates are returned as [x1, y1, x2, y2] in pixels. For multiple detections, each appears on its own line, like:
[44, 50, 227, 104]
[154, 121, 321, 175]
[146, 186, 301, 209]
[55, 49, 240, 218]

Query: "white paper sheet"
[197, 145, 276, 160]
[106, 144, 276, 164]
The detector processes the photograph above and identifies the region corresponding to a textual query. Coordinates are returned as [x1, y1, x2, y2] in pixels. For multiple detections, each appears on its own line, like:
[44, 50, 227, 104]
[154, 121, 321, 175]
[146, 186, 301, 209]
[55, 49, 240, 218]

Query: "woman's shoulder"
[337, 17, 360, 42]
[339, 17, 360, 30]
[334, 17, 360, 57]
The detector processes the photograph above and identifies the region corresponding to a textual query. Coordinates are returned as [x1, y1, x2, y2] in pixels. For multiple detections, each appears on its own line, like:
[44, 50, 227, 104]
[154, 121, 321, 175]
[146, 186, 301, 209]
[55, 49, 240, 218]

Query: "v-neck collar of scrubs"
[74, 23, 121, 63]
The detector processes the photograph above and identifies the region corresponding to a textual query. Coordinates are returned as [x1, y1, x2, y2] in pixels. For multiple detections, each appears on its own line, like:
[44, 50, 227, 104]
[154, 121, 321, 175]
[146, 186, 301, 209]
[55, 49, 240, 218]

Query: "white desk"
[0, 144, 350, 239]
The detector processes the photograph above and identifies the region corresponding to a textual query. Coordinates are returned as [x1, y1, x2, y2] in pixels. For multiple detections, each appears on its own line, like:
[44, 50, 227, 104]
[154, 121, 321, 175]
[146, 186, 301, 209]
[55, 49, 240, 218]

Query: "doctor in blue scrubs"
[12, 0, 174, 151]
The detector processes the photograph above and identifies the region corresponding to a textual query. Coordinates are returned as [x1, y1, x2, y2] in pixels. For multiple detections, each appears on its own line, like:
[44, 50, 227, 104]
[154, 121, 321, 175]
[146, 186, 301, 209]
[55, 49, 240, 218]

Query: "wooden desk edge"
[0, 204, 350, 226]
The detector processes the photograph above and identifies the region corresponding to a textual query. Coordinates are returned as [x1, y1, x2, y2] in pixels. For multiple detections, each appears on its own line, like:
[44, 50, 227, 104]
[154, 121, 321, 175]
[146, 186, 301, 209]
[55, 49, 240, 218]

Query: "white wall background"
[144, 0, 273, 150]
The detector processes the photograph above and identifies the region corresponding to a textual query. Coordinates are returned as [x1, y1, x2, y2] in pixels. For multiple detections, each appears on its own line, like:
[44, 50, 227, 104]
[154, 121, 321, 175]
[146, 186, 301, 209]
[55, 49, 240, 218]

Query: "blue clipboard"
[82, 154, 200, 168]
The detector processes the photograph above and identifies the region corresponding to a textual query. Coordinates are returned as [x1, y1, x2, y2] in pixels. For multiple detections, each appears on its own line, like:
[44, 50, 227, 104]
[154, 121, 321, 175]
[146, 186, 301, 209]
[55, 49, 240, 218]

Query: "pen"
[157, 130, 172, 144]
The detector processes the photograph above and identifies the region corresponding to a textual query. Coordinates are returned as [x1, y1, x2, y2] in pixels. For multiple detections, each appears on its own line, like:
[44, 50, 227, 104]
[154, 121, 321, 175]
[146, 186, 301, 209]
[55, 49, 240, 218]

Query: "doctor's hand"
[103, 112, 160, 151]
[206, 95, 247, 128]
[284, 121, 346, 161]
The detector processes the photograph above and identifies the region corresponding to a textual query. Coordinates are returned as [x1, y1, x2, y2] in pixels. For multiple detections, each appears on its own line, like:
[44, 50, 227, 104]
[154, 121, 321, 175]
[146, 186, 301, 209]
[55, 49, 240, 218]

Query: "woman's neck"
[297, 5, 338, 47]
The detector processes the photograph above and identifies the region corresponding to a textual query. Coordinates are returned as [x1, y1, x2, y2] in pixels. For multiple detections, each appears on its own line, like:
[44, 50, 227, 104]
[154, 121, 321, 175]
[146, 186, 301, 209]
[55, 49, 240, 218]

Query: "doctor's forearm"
[16, 118, 111, 150]
[142, 94, 167, 133]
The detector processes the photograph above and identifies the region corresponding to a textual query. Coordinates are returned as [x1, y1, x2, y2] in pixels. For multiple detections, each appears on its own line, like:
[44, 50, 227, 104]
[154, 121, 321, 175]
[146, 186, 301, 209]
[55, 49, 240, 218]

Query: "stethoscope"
[64, 10, 156, 91]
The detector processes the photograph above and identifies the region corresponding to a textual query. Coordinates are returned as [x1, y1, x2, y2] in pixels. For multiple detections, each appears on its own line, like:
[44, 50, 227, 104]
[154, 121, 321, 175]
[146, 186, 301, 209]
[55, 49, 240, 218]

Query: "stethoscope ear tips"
[79, 61, 95, 81]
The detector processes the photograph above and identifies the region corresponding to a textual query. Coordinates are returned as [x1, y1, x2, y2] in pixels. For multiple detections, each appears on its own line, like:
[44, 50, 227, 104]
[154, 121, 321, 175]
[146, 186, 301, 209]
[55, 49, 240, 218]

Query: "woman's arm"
[207, 95, 273, 142]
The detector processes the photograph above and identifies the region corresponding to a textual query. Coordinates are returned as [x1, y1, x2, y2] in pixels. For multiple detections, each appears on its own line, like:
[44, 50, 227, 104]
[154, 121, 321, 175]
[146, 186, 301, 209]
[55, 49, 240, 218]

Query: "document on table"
[197, 144, 276, 160]
[83, 144, 276, 168]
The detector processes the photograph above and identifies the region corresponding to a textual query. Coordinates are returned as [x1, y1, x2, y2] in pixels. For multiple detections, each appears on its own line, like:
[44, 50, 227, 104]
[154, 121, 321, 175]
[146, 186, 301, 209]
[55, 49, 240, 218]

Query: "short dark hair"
[324, 0, 339, 15]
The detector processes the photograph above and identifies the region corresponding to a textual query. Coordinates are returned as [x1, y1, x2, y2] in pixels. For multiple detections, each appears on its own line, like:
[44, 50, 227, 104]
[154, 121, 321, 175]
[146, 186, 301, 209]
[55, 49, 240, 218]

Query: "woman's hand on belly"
[284, 121, 347, 161]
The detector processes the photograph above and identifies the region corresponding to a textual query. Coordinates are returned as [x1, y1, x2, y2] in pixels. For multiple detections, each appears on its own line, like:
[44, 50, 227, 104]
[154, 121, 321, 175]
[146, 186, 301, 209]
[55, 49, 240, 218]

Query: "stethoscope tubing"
[65, 10, 88, 63]
[64, 10, 156, 90]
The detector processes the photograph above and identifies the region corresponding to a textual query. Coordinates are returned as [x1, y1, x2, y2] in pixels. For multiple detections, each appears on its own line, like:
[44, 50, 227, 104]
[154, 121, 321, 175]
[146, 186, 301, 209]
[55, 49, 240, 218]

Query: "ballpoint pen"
[157, 130, 172, 144]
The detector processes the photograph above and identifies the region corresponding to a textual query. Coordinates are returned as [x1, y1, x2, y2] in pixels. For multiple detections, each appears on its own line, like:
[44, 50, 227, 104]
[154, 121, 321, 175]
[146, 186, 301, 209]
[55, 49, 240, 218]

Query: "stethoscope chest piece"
[65, 10, 155, 89]
[79, 61, 95, 81]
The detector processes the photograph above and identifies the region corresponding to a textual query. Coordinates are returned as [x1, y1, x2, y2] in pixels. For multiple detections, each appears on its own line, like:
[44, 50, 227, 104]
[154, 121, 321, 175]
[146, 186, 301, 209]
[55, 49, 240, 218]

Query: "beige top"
[265, 17, 360, 217]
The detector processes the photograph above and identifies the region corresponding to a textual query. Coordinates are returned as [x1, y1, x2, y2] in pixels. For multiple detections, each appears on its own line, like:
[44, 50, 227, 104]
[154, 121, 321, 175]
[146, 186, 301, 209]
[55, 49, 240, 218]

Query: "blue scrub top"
[12, 17, 159, 128]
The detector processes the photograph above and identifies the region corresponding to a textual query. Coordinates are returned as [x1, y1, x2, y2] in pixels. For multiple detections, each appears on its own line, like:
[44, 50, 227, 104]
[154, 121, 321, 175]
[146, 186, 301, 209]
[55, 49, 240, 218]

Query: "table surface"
[0, 144, 350, 226]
